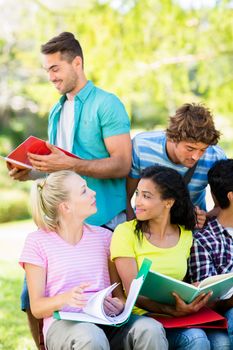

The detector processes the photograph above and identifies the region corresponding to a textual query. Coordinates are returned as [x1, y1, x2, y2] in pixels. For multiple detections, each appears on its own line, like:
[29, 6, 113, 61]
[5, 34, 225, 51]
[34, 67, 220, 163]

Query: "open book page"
[139, 269, 233, 305]
[221, 286, 233, 300]
[85, 277, 145, 323]
[108, 276, 144, 323]
[83, 282, 119, 321]
[56, 276, 144, 325]
[193, 273, 233, 302]
[199, 272, 233, 288]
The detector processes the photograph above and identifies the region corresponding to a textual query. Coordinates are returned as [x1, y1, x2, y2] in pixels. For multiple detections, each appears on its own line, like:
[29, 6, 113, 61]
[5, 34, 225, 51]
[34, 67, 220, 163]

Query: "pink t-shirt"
[19, 224, 112, 340]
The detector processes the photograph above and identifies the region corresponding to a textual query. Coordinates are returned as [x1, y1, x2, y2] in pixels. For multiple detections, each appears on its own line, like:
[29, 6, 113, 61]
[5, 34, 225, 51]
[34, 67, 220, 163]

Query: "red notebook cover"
[149, 307, 227, 329]
[2, 136, 79, 169]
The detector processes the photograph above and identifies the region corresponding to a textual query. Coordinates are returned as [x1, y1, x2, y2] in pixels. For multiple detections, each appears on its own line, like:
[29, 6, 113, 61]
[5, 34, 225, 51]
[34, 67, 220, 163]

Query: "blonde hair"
[30, 170, 76, 231]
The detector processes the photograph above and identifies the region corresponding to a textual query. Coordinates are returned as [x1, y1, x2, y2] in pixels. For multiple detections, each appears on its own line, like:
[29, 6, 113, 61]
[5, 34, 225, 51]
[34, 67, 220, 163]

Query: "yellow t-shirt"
[110, 220, 193, 314]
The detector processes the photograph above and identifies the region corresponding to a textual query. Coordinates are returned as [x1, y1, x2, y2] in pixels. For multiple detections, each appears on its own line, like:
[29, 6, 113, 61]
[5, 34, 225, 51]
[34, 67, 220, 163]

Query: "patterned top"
[19, 225, 112, 339]
[130, 131, 226, 210]
[188, 218, 233, 282]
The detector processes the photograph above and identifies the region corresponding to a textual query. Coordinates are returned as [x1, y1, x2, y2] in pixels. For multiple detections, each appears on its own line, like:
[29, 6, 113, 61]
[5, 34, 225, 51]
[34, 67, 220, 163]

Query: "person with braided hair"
[111, 165, 230, 349]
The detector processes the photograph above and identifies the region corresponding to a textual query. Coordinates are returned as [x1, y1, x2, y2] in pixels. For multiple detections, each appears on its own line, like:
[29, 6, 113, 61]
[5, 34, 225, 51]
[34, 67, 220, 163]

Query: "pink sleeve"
[19, 232, 47, 270]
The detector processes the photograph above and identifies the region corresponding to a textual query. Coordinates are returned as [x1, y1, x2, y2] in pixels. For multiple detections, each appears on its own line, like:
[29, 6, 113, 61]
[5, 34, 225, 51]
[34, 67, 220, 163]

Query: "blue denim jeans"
[225, 307, 233, 349]
[205, 329, 230, 350]
[21, 276, 30, 311]
[166, 328, 210, 350]
[166, 327, 231, 350]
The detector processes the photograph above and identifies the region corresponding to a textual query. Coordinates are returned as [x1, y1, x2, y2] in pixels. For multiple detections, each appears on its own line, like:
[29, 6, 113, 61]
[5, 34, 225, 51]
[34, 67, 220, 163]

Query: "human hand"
[28, 142, 74, 173]
[103, 296, 124, 316]
[194, 206, 207, 229]
[62, 282, 90, 308]
[8, 165, 32, 181]
[171, 291, 212, 317]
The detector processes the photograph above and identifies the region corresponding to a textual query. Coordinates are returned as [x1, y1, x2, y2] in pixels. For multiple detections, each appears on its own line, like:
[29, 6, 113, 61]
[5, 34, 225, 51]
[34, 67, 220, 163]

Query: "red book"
[149, 307, 227, 329]
[1, 136, 79, 170]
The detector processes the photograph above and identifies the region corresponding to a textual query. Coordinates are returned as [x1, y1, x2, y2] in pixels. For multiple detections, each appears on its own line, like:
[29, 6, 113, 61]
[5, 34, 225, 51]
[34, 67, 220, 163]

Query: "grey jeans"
[46, 314, 168, 350]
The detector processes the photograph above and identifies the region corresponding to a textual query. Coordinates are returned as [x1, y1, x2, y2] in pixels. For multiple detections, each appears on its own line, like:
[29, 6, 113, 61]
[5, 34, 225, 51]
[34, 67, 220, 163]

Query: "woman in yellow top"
[111, 165, 229, 350]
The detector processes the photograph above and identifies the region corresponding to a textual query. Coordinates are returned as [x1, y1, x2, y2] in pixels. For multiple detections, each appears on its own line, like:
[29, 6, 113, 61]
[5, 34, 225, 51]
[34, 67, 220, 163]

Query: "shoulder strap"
[183, 162, 198, 185]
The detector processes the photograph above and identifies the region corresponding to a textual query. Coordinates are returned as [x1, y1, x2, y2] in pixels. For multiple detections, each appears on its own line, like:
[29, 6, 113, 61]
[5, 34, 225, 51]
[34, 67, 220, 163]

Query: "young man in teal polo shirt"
[9, 32, 131, 348]
[9, 32, 131, 228]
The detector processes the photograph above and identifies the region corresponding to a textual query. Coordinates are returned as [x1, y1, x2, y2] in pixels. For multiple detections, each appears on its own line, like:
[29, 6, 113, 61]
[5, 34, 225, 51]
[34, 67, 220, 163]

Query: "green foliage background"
[0, 0, 232, 222]
[0, 2, 232, 348]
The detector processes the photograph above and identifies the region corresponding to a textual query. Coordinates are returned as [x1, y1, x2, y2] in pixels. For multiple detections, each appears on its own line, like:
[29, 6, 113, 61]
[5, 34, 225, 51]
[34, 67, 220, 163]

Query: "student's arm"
[103, 260, 125, 316]
[25, 263, 89, 319]
[108, 259, 125, 301]
[28, 134, 132, 178]
[114, 257, 211, 317]
[126, 176, 139, 220]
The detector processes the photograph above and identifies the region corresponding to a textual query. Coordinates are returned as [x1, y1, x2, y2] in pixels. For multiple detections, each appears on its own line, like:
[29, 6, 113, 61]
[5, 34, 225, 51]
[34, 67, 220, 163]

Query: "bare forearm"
[31, 294, 66, 319]
[136, 296, 177, 316]
[109, 260, 125, 302]
[136, 295, 208, 317]
[28, 135, 132, 177]
[70, 156, 130, 178]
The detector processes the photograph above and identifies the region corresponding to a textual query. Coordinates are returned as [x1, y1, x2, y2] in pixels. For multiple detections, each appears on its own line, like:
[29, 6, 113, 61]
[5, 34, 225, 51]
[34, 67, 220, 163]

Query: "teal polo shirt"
[48, 81, 130, 226]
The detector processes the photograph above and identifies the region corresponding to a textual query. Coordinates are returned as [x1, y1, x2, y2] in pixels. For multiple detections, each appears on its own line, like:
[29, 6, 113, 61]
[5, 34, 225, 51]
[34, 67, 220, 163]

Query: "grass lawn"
[0, 220, 36, 349]
[0, 260, 36, 350]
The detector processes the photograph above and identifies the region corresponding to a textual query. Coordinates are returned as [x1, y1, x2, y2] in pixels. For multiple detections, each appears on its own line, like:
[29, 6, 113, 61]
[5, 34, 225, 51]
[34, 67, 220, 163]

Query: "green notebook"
[139, 269, 233, 305]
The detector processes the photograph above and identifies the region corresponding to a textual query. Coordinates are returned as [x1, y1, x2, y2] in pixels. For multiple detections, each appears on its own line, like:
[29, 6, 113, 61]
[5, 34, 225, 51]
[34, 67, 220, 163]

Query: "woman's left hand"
[103, 296, 124, 316]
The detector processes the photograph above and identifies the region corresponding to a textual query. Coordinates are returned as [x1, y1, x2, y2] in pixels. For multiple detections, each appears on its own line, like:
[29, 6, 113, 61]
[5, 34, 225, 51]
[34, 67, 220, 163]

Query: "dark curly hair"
[134, 165, 196, 241]
[166, 103, 220, 145]
[41, 32, 84, 65]
[208, 159, 233, 209]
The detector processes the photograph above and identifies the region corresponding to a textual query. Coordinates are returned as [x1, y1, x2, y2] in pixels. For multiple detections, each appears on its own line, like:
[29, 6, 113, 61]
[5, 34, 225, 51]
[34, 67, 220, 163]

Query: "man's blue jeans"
[166, 328, 210, 350]
[166, 326, 230, 350]
[225, 307, 233, 349]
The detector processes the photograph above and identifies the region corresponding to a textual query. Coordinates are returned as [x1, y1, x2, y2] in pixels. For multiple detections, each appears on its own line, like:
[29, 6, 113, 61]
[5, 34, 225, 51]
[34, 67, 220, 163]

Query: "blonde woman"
[19, 170, 168, 350]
